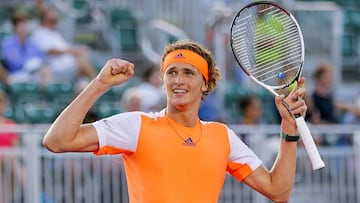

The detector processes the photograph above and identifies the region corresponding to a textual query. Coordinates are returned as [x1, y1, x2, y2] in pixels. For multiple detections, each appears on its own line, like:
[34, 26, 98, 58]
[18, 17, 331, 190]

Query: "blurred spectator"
[310, 63, 354, 145]
[237, 95, 277, 166]
[338, 92, 360, 124]
[0, 89, 24, 202]
[31, 6, 96, 83]
[0, 63, 9, 85]
[237, 95, 264, 144]
[121, 87, 142, 112]
[238, 95, 264, 125]
[1, 10, 49, 85]
[136, 66, 166, 112]
[199, 92, 224, 122]
[0, 89, 18, 147]
[311, 63, 339, 124]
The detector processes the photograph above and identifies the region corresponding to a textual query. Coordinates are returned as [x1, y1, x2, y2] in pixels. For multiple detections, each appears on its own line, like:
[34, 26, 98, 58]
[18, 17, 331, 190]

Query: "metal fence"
[1, 124, 360, 203]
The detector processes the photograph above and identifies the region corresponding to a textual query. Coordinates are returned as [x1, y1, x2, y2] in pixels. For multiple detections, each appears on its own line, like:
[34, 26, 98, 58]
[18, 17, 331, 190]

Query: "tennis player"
[43, 40, 307, 203]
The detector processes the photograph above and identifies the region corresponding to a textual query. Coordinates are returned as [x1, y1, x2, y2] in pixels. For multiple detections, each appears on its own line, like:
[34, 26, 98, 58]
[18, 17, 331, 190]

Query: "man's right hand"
[96, 59, 135, 89]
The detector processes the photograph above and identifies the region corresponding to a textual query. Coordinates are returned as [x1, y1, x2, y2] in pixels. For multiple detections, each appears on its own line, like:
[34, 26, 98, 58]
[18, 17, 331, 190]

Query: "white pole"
[24, 133, 41, 203]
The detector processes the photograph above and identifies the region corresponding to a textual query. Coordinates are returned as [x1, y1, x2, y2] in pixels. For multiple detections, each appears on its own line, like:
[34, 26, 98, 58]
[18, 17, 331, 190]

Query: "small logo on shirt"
[103, 119, 111, 128]
[183, 137, 196, 147]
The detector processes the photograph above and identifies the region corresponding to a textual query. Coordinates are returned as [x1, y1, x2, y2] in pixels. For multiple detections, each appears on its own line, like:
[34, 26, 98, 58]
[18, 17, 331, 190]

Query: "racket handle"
[295, 116, 325, 170]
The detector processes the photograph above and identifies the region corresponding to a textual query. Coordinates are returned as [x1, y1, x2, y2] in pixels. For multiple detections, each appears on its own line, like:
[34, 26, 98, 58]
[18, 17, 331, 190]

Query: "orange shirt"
[93, 111, 261, 203]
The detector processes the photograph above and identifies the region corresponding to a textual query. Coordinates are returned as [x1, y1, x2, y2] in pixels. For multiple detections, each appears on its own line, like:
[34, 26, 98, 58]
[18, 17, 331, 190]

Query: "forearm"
[270, 141, 297, 197]
[349, 105, 360, 116]
[43, 79, 109, 151]
[246, 80, 305, 202]
[47, 49, 69, 56]
[268, 121, 298, 201]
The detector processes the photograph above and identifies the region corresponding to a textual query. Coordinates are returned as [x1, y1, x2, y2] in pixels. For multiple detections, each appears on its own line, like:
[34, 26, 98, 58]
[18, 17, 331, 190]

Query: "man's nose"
[175, 74, 184, 84]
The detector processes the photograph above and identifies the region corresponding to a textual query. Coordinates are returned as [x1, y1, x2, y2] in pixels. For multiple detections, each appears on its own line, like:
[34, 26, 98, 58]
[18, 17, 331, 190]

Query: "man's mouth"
[173, 89, 187, 94]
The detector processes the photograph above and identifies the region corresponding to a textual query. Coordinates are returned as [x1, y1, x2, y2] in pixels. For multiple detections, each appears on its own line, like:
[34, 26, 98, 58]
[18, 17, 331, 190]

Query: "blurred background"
[0, 0, 359, 202]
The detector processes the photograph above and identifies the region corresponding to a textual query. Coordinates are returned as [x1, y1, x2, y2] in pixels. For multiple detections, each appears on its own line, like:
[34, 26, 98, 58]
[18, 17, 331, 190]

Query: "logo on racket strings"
[278, 72, 285, 78]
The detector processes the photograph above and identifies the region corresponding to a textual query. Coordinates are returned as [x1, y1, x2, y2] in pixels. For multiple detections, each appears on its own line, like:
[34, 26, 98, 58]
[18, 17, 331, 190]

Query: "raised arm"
[43, 59, 134, 153]
[243, 78, 307, 203]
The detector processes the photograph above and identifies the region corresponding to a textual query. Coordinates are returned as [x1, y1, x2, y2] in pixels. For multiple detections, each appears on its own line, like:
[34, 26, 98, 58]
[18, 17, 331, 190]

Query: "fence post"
[24, 132, 41, 203]
[354, 131, 360, 202]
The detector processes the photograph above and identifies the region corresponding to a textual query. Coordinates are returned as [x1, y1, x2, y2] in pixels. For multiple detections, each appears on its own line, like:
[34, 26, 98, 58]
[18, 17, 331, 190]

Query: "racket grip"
[295, 116, 325, 170]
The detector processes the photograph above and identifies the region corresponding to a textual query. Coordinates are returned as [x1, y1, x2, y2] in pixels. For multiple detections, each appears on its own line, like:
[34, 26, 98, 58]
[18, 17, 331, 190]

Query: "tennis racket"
[230, 1, 325, 170]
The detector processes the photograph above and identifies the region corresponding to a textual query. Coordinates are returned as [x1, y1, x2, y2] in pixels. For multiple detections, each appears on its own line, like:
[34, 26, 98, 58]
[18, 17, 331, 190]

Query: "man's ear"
[201, 81, 208, 92]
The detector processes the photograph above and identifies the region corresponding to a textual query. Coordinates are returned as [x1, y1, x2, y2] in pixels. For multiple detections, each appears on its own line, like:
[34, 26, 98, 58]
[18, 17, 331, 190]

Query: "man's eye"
[185, 71, 194, 75]
[167, 70, 176, 75]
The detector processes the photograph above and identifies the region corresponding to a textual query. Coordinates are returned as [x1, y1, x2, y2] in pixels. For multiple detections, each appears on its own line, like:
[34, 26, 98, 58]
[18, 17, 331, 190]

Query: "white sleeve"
[92, 112, 142, 154]
[227, 127, 262, 180]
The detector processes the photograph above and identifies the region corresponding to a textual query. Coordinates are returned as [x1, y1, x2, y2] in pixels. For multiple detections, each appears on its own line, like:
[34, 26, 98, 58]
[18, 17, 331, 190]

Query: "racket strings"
[258, 62, 299, 83]
[233, 33, 301, 78]
[253, 21, 299, 60]
[252, 45, 301, 76]
[231, 4, 303, 87]
[233, 9, 257, 56]
[253, 39, 301, 73]
[250, 8, 300, 69]
[252, 11, 301, 67]
[253, 9, 293, 43]
[232, 12, 257, 67]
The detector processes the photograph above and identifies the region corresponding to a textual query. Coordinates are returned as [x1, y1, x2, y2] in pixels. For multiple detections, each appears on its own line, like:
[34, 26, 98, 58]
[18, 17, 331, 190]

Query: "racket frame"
[230, 0, 305, 93]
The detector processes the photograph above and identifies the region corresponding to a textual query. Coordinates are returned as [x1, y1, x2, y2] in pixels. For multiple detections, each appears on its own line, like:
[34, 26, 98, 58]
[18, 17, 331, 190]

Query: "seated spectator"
[136, 66, 166, 112]
[237, 95, 277, 166]
[0, 89, 24, 203]
[338, 91, 360, 124]
[237, 95, 264, 144]
[1, 10, 49, 85]
[31, 6, 96, 83]
[335, 95, 360, 146]
[311, 63, 339, 124]
[0, 63, 9, 85]
[0, 89, 18, 147]
[121, 87, 142, 112]
[310, 63, 353, 145]
[238, 95, 264, 125]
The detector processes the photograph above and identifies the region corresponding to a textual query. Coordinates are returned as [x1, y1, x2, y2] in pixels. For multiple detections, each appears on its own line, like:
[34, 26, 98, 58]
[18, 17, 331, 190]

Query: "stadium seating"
[96, 101, 123, 118]
[9, 82, 41, 102]
[23, 102, 58, 123]
[7, 82, 74, 123]
[44, 82, 75, 111]
[8, 82, 42, 122]
[72, 0, 92, 24]
[110, 8, 139, 52]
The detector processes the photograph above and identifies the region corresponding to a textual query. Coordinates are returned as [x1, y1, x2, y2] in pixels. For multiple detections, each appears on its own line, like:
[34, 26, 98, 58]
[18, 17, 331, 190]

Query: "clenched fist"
[96, 59, 135, 88]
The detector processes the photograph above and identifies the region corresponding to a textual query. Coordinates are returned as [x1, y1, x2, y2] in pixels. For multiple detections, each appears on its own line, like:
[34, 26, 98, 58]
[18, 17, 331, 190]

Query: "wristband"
[281, 131, 300, 142]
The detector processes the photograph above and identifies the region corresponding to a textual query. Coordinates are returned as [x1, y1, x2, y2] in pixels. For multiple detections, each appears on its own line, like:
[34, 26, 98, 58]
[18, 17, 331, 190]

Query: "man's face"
[163, 63, 207, 110]
[319, 70, 333, 88]
[43, 10, 58, 29]
[15, 20, 29, 36]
